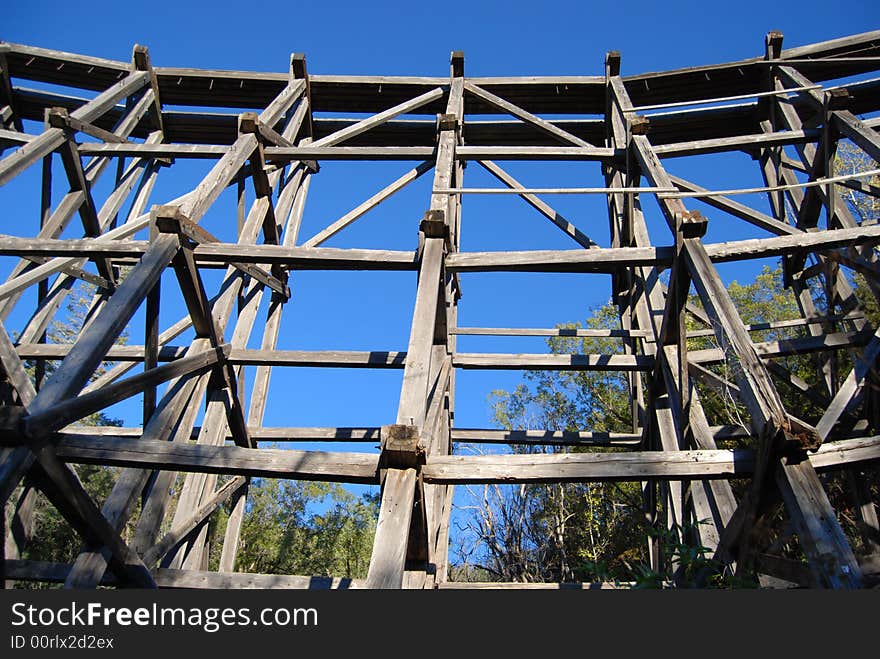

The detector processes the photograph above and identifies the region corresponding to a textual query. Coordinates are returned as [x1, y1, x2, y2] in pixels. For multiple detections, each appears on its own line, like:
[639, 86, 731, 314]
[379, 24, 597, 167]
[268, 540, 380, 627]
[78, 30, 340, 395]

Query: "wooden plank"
[229, 349, 406, 368]
[653, 127, 817, 159]
[776, 457, 862, 588]
[78, 143, 230, 159]
[396, 237, 443, 424]
[451, 428, 641, 446]
[452, 352, 652, 371]
[365, 468, 417, 588]
[2, 560, 361, 589]
[54, 435, 380, 484]
[453, 326, 649, 338]
[446, 245, 665, 272]
[47, 431, 880, 483]
[59, 424, 744, 445]
[422, 450, 753, 483]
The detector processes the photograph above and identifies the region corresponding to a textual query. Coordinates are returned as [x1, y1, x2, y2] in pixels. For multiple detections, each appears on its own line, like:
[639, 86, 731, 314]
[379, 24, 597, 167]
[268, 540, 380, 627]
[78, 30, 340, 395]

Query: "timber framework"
[1, 31, 880, 589]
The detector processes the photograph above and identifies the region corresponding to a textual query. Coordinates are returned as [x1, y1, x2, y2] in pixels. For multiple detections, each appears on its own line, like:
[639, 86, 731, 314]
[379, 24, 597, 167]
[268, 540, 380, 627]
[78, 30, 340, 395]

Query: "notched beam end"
[825, 88, 851, 111]
[437, 113, 458, 133]
[132, 44, 152, 72]
[629, 116, 650, 136]
[679, 210, 708, 239]
[605, 51, 621, 77]
[238, 112, 260, 135]
[766, 31, 784, 59]
[420, 210, 448, 239]
[380, 424, 426, 469]
[783, 414, 822, 453]
[291, 53, 308, 79]
[450, 51, 464, 78]
[153, 205, 191, 240]
[46, 106, 70, 130]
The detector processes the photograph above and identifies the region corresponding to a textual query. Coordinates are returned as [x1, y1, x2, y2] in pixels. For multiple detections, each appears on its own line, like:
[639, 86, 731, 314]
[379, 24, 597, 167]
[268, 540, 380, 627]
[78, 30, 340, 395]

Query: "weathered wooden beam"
[49, 432, 880, 483]
[23, 345, 228, 439]
[364, 468, 417, 588]
[2, 560, 361, 589]
[776, 456, 862, 588]
[0, 70, 149, 187]
[452, 352, 652, 371]
[142, 475, 246, 567]
[54, 435, 380, 483]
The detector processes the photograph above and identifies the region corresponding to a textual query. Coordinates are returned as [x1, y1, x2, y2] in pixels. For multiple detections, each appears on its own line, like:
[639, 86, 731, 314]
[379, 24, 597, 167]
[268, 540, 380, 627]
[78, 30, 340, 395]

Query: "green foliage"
[627, 522, 757, 589]
[10, 279, 378, 584]
[455, 300, 649, 583]
[694, 265, 827, 430]
[456, 262, 869, 587]
[228, 478, 378, 578]
[10, 281, 127, 586]
[834, 139, 880, 225]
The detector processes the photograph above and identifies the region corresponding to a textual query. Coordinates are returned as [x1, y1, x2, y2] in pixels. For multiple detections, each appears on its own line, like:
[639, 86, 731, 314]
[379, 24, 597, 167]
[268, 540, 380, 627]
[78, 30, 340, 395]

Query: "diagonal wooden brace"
[153, 204, 290, 299]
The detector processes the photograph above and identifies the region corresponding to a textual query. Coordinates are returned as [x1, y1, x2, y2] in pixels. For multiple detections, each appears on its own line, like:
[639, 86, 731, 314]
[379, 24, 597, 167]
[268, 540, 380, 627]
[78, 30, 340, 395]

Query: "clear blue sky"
[2, 2, 876, 508]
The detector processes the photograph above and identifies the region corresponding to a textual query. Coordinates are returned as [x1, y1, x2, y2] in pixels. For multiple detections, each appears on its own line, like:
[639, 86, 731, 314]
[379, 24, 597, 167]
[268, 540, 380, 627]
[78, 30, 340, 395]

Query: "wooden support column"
[367, 54, 463, 589]
[608, 58, 735, 568]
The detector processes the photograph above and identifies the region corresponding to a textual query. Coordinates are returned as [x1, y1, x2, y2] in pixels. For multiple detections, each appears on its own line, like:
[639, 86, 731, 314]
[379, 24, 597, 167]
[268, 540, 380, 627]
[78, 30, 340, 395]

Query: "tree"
[213, 478, 378, 578]
[455, 260, 878, 585]
[837, 139, 880, 327]
[455, 303, 651, 583]
[8, 278, 379, 584]
[7, 281, 126, 583]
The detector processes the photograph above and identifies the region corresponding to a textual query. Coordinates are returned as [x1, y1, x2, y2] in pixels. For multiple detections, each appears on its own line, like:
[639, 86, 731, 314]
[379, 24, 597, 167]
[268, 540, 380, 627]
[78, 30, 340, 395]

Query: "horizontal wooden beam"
[451, 353, 653, 371]
[54, 435, 381, 484]
[1, 560, 361, 589]
[15, 329, 858, 372]
[5, 222, 877, 278]
[438, 581, 642, 589]
[51, 434, 880, 484]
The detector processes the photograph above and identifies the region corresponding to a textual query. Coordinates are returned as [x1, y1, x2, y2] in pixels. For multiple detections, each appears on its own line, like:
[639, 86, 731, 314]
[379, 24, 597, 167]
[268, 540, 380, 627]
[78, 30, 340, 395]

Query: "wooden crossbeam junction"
[1, 32, 879, 591]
